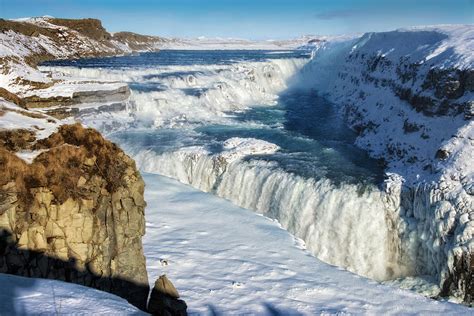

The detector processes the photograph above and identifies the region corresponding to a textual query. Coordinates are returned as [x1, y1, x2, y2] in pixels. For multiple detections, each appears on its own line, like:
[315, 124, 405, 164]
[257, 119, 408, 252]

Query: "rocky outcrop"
[46, 18, 113, 43]
[113, 31, 167, 51]
[441, 249, 473, 303]
[0, 123, 149, 310]
[0, 88, 25, 108]
[148, 275, 188, 316]
[23, 85, 131, 109]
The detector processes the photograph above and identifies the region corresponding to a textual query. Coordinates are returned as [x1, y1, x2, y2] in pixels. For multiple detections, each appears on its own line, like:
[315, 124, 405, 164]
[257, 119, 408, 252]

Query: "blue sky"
[1, 0, 473, 39]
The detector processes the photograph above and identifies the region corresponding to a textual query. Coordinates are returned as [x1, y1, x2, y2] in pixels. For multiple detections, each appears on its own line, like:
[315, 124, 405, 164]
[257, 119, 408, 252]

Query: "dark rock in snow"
[148, 275, 188, 316]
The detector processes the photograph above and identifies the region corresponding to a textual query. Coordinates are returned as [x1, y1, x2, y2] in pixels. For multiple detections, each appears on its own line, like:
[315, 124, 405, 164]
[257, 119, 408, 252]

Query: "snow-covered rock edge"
[295, 24, 473, 303]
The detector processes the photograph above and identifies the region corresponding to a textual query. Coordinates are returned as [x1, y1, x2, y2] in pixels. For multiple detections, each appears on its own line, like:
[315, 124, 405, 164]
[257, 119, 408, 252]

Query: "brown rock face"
[47, 18, 113, 42]
[0, 123, 149, 310]
[0, 88, 26, 108]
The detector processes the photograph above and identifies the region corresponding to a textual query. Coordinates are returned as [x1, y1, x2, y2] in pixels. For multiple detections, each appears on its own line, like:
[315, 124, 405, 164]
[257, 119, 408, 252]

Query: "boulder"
[148, 275, 188, 316]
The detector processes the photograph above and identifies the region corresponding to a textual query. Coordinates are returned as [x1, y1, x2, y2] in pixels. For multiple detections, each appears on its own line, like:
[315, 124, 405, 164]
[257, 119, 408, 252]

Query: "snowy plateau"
[0, 17, 473, 314]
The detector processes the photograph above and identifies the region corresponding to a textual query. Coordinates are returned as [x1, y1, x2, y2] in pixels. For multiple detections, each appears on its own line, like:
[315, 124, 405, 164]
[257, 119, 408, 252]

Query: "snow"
[295, 24, 474, 183]
[219, 137, 280, 162]
[15, 149, 48, 163]
[0, 273, 146, 314]
[160, 36, 318, 50]
[0, 99, 62, 140]
[142, 173, 471, 315]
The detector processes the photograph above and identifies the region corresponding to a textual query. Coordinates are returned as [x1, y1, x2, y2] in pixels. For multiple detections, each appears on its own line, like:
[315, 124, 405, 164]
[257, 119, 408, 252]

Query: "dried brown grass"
[0, 87, 26, 108]
[36, 123, 129, 193]
[0, 129, 36, 151]
[1, 123, 130, 206]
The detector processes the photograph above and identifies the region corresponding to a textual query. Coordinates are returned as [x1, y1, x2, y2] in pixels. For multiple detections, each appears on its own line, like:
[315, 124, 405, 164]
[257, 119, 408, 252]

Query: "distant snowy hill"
[159, 35, 318, 50]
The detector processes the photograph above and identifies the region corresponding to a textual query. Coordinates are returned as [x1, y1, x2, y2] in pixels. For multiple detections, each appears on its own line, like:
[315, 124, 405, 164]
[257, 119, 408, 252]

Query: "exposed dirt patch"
[0, 123, 133, 207]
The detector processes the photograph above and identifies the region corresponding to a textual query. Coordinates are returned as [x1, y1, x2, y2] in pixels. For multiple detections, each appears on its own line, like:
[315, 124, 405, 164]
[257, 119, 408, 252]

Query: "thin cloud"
[315, 9, 358, 20]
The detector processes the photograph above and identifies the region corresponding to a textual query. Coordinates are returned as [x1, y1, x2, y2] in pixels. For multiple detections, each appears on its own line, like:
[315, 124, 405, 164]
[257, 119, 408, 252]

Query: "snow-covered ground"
[0, 273, 145, 315]
[143, 173, 471, 315]
[0, 100, 61, 138]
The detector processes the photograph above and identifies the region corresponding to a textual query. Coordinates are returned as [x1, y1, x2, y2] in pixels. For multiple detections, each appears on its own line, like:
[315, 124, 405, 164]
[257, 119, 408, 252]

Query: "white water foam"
[125, 143, 409, 281]
[41, 59, 306, 128]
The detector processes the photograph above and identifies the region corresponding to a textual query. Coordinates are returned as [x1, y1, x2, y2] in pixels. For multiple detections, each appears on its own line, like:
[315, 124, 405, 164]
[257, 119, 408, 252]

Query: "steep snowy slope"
[296, 24, 473, 303]
[0, 273, 145, 314]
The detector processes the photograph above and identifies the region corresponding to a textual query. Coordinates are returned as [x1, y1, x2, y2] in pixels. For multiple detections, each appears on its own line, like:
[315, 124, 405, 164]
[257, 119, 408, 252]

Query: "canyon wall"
[0, 123, 149, 310]
[299, 26, 473, 303]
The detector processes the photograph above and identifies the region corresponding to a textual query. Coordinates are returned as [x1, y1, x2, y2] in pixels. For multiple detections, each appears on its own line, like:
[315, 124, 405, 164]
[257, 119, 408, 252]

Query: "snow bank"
[0, 273, 145, 314]
[0, 99, 62, 140]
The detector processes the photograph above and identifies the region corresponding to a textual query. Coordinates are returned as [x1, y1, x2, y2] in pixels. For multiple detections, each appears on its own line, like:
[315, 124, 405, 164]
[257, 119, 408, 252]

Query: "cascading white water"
[41, 59, 306, 128]
[46, 53, 414, 283]
[124, 145, 409, 281]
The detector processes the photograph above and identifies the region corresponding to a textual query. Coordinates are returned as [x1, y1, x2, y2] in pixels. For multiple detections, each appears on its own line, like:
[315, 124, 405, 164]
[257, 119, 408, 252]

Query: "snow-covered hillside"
[0, 273, 145, 314]
[0, 17, 163, 102]
[295, 24, 473, 303]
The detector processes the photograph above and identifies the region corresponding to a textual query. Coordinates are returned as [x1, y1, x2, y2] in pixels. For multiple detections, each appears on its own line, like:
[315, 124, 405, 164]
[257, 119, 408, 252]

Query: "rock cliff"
[0, 123, 149, 310]
[300, 25, 473, 304]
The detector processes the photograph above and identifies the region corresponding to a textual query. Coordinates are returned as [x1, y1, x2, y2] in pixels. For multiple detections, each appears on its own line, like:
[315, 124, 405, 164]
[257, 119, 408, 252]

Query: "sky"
[1, 0, 473, 39]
